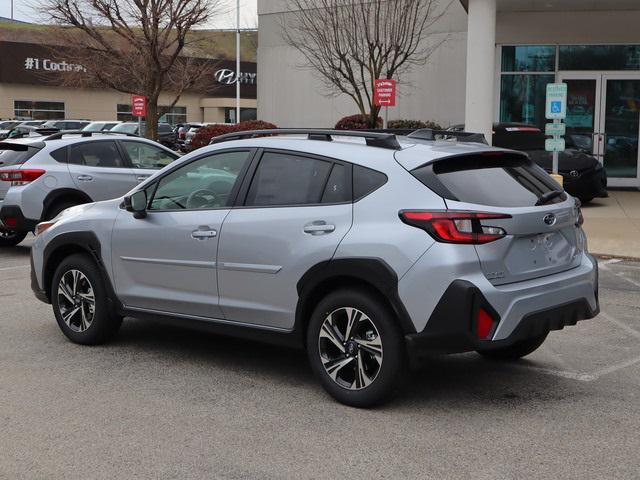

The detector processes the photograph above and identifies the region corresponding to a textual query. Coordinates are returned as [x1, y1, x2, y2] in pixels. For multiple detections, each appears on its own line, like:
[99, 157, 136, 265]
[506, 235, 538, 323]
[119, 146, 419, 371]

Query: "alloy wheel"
[57, 269, 96, 333]
[318, 307, 383, 390]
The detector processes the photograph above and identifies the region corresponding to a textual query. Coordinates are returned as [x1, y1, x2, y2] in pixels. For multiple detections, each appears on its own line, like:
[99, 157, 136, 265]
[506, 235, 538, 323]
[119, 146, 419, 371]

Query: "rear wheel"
[579, 197, 594, 204]
[52, 253, 122, 345]
[306, 288, 405, 407]
[477, 333, 548, 361]
[0, 228, 27, 247]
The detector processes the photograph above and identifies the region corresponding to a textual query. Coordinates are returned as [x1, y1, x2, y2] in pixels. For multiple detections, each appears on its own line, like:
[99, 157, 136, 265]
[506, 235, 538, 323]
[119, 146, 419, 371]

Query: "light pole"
[235, 0, 241, 124]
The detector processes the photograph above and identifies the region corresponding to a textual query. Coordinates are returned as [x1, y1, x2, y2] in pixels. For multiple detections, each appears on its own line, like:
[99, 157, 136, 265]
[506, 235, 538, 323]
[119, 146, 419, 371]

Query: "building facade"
[258, 0, 640, 188]
[0, 34, 257, 125]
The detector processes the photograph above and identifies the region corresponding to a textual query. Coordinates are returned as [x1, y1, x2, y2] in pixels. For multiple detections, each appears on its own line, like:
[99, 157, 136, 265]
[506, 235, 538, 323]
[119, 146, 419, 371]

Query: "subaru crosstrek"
[29, 129, 599, 407]
[0, 131, 179, 246]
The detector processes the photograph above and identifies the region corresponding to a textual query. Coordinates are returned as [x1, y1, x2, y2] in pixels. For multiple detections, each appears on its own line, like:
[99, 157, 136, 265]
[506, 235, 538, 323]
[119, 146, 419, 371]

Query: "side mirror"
[124, 190, 147, 219]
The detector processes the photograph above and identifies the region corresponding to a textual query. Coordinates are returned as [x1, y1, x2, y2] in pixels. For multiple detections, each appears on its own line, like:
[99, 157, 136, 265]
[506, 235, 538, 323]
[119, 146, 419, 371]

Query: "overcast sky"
[0, 0, 258, 28]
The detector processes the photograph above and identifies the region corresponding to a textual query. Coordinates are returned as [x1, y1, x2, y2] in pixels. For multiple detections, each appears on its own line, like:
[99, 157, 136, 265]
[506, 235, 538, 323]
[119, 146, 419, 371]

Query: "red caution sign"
[131, 95, 147, 117]
[374, 79, 396, 107]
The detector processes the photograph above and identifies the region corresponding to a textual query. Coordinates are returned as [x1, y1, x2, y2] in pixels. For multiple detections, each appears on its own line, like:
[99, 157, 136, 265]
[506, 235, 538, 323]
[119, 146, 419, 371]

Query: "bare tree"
[39, 0, 223, 140]
[283, 0, 451, 128]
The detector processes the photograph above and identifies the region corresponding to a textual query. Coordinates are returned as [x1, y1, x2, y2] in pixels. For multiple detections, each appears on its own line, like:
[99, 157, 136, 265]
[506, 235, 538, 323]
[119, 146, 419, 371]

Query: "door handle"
[136, 175, 150, 182]
[191, 229, 217, 239]
[77, 174, 93, 182]
[304, 222, 336, 235]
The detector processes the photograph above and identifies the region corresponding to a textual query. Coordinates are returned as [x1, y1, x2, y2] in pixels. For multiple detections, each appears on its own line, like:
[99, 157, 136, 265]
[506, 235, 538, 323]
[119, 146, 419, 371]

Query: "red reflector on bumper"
[476, 308, 495, 340]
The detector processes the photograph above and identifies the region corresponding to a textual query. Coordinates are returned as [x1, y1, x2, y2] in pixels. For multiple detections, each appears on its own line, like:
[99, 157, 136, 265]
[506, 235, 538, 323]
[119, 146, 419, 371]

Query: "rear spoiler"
[0, 141, 44, 151]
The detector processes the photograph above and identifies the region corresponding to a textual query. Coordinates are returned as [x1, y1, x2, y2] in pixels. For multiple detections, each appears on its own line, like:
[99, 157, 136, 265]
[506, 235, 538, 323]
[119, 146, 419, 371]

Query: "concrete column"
[464, 0, 496, 145]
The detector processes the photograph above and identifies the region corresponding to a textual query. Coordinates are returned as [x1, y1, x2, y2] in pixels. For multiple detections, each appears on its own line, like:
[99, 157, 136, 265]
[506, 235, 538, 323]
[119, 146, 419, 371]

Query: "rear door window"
[68, 141, 125, 167]
[245, 151, 333, 206]
[411, 153, 565, 207]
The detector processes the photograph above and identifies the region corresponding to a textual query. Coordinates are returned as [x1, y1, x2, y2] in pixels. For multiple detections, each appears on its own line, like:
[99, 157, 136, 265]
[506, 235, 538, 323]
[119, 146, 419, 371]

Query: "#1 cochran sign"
[374, 79, 396, 107]
[131, 95, 147, 117]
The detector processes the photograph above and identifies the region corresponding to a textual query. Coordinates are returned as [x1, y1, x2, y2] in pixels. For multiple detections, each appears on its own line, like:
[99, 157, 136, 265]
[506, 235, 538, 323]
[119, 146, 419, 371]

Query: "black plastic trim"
[405, 278, 599, 359]
[295, 257, 416, 335]
[0, 205, 38, 232]
[41, 188, 93, 220]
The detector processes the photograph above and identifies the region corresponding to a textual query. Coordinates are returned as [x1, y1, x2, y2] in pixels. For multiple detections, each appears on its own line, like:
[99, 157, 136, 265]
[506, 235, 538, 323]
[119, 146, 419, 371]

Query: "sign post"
[374, 79, 397, 129]
[131, 95, 147, 136]
[545, 83, 568, 183]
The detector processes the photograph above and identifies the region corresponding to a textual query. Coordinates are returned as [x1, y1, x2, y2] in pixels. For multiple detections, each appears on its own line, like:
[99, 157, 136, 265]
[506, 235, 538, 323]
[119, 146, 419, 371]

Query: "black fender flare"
[295, 257, 416, 336]
[42, 188, 93, 220]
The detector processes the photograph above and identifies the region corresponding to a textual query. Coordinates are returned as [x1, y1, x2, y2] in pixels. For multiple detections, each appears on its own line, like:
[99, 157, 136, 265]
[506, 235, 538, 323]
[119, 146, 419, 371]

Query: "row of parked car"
[0, 119, 180, 151]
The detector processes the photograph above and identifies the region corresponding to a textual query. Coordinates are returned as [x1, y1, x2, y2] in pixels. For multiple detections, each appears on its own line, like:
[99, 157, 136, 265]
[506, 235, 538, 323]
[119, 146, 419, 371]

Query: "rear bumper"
[404, 253, 599, 359]
[0, 205, 38, 232]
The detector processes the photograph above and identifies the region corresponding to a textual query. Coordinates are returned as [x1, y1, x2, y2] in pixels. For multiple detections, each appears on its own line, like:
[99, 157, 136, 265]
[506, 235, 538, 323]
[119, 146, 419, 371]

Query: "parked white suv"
[0, 131, 179, 246]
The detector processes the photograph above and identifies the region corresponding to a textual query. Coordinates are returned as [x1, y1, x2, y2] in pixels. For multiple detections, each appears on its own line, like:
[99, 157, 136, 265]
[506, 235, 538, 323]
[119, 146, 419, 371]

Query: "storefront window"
[14, 100, 65, 120]
[117, 104, 135, 122]
[559, 45, 640, 71]
[225, 108, 257, 123]
[500, 75, 555, 129]
[501, 45, 556, 72]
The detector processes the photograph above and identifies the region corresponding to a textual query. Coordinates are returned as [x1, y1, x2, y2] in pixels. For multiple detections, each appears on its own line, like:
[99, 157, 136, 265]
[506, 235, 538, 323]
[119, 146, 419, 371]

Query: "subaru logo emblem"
[570, 170, 579, 177]
[543, 213, 556, 226]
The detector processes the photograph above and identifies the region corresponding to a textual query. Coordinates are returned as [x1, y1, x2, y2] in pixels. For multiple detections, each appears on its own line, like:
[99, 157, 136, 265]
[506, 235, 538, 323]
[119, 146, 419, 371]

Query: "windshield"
[0, 121, 19, 130]
[112, 123, 139, 134]
[83, 122, 106, 132]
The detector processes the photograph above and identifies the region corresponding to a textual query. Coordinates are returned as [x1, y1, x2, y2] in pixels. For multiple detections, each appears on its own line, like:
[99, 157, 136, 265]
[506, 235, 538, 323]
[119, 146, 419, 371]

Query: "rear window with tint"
[0, 146, 40, 167]
[411, 153, 564, 207]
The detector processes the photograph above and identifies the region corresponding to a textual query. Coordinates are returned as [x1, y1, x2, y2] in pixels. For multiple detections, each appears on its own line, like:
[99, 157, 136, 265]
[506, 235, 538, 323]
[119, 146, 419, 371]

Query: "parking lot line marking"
[524, 365, 595, 382]
[599, 263, 640, 289]
[599, 311, 640, 340]
[599, 258, 622, 265]
[589, 355, 640, 380]
[0, 265, 29, 271]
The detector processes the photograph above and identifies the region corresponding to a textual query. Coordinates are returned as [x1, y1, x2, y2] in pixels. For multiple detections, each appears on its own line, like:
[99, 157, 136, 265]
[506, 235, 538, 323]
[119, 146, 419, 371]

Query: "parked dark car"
[111, 122, 177, 149]
[449, 123, 608, 203]
[174, 123, 202, 151]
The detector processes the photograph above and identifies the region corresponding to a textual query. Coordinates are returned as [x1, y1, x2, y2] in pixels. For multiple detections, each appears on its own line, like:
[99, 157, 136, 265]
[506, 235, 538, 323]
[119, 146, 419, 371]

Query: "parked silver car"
[0, 131, 179, 246]
[29, 129, 599, 407]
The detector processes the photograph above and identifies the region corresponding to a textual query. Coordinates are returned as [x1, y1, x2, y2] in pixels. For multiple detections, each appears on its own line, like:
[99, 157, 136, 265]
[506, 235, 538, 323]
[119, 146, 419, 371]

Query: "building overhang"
[459, 0, 640, 13]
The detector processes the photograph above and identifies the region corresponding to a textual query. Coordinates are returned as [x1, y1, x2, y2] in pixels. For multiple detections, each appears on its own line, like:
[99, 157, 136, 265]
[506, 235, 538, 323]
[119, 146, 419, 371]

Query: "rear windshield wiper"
[535, 190, 564, 206]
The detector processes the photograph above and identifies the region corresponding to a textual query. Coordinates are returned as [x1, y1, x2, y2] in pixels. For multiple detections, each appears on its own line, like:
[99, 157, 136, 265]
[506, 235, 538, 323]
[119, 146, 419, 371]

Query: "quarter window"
[122, 141, 176, 169]
[245, 152, 333, 207]
[149, 150, 250, 210]
[68, 141, 124, 167]
[353, 165, 387, 200]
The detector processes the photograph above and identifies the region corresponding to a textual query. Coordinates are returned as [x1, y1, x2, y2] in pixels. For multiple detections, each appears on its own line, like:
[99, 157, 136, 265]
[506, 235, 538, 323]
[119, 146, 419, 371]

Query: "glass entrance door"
[560, 73, 640, 187]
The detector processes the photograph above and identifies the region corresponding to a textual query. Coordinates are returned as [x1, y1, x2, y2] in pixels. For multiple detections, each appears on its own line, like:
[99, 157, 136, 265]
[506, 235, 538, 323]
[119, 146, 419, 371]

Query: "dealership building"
[258, 0, 640, 188]
[0, 25, 257, 125]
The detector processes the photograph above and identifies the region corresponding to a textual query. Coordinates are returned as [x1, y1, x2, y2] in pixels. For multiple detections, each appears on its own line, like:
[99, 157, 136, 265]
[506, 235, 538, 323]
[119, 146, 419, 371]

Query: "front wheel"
[52, 253, 122, 345]
[476, 333, 548, 361]
[306, 288, 405, 407]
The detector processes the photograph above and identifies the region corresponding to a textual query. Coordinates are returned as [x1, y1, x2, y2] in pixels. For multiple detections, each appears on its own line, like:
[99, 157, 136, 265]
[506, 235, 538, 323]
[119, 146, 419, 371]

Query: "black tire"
[51, 253, 122, 345]
[0, 228, 27, 247]
[306, 288, 405, 408]
[45, 200, 79, 221]
[477, 333, 548, 361]
[579, 197, 594, 204]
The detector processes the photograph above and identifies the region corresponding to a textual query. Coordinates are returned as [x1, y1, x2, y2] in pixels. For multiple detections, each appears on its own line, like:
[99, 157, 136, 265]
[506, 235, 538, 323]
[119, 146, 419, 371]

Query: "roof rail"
[209, 129, 402, 150]
[408, 129, 488, 145]
[43, 130, 140, 141]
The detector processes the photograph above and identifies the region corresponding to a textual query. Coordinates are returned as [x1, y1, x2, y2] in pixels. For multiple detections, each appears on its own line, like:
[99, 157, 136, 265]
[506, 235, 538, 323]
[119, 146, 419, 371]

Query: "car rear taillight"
[399, 210, 511, 244]
[0, 169, 46, 185]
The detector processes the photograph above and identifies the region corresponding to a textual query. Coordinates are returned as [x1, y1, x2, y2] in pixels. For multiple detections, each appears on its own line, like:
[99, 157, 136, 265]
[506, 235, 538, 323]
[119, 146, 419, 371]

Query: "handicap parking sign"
[546, 83, 567, 119]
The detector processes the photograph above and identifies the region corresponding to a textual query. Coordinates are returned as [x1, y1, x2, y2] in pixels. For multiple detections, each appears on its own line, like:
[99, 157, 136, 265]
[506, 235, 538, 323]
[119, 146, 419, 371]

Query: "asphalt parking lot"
[1, 237, 639, 479]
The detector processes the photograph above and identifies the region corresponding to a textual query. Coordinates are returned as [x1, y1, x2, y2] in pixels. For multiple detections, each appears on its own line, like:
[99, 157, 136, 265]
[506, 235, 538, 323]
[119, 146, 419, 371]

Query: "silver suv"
[29, 129, 599, 407]
[0, 131, 179, 246]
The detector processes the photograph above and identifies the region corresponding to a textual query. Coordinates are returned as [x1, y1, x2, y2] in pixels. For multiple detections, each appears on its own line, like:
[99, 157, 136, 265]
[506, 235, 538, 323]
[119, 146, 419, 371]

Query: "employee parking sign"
[545, 83, 567, 120]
